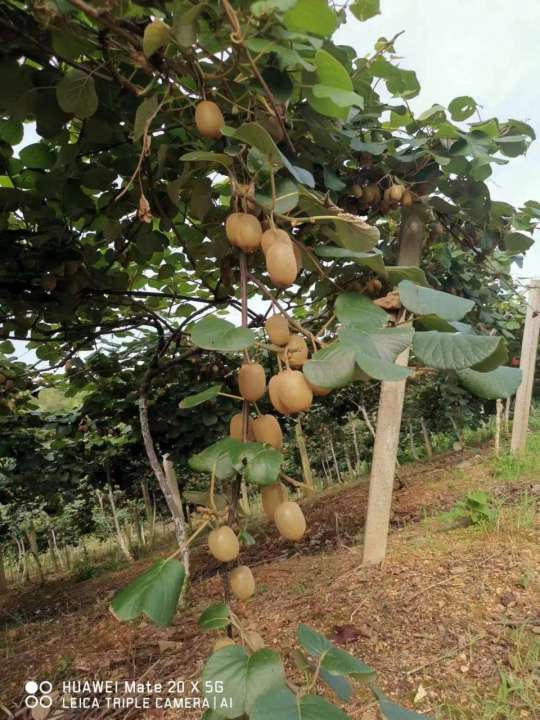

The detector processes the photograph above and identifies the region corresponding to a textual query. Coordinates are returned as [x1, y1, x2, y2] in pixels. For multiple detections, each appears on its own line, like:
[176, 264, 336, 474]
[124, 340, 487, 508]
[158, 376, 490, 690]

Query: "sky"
[335, 0, 540, 280]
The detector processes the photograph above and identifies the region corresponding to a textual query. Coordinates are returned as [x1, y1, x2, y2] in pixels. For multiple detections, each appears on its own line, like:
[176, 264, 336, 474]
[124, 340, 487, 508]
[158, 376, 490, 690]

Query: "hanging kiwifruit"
[229, 565, 256, 601]
[265, 314, 290, 346]
[389, 184, 405, 202]
[238, 362, 266, 401]
[268, 373, 290, 414]
[362, 183, 381, 205]
[276, 369, 313, 413]
[261, 228, 292, 256]
[253, 414, 283, 449]
[225, 213, 262, 253]
[431, 222, 444, 237]
[279, 334, 309, 368]
[306, 380, 331, 397]
[351, 183, 364, 198]
[261, 482, 288, 519]
[195, 100, 224, 139]
[274, 501, 306, 541]
[230, 413, 255, 441]
[401, 190, 414, 207]
[213, 637, 235, 652]
[208, 526, 240, 562]
[265, 243, 298, 288]
[292, 243, 303, 272]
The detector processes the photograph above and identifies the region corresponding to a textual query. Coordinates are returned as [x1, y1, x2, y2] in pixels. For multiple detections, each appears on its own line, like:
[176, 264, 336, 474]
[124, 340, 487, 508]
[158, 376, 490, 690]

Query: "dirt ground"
[1, 442, 538, 720]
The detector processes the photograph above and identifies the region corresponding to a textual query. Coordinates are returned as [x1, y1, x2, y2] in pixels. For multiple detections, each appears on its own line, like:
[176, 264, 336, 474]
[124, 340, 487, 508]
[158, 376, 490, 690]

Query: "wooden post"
[363, 205, 426, 565]
[420, 416, 433, 458]
[295, 416, 314, 487]
[511, 279, 540, 455]
[504, 397, 511, 433]
[495, 399, 502, 457]
[107, 483, 133, 562]
[0, 547, 7, 594]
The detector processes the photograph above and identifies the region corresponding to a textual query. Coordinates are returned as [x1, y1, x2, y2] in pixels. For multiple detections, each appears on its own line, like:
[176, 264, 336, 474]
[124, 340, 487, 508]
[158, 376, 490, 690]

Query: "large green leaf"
[252, 687, 349, 720]
[332, 216, 380, 252]
[472, 337, 508, 372]
[307, 50, 353, 119]
[386, 267, 429, 287]
[413, 331, 504, 370]
[189, 437, 239, 479]
[335, 292, 389, 331]
[198, 602, 230, 631]
[351, 0, 380, 21]
[256, 177, 299, 213]
[457, 366, 522, 400]
[339, 326, 414, 381]
[503, 231, 534, 253]
[298, 624, 376, 679]
[110, 559, 185, 627]
[314, 246, 386, 275]
[202, 646, 285, 719]
[302, 342, 359, 389]
[189, 438, 283, 484]
[180, 151, 233, 169]
[179, 384, 222, 409]
[190, 317, 255, 352]
[244, 447, 283, 485]
[372, 687, 434, 720]
[399, 280, 474, 321]
[283, 0, 337, 37]
[56, 69, 98, 119]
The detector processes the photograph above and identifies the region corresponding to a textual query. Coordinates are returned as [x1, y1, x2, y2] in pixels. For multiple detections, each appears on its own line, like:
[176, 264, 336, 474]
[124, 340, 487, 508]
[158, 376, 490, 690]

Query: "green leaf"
[262, 67, 293, 103]
[190, 316, 255, 352]
[189, 438, 283, 484]
[457, 366, 522, 400]
[413, 332, 504, 370]
[252, 687, 350, 720]
[372, 687, 434, 720]
[133, 95, 159, 141]
[335, 292, 389, 331]
[303, 341, 359, 390]
[172, 3, 205, 47]
[188, 438, 240, 479]
[350, 0, 380, 21]
[298, 624, 376, 679]
[143, 20, 170, 57]
[307, 50, 353, 119]
[399, 280, 474, 321]
[283, 0, 337, 37]
[386, 267, 429, 286]
[255, 177, 299, 214]
[19, 143, 54, 169]
[320, 669, 353, 702]
[202, 646, 285, 719]
[198, 602, 230, 631]
[244, 447, 283, 486]
[333, 217, 380, 252]
[503, 232, 534, 253]
[56, 69, 98, 119]
[314, 246, 386, 274]
[110, 559, 185, 627]
[448, 96, 477, 121]
[339, 327, 414, 381]
[180, 151, 233, 168]
[472, 337, 508, 372]
[227, 122, 281, 162]
[179, 384, 222, 409]
[311, 85, 364, 109]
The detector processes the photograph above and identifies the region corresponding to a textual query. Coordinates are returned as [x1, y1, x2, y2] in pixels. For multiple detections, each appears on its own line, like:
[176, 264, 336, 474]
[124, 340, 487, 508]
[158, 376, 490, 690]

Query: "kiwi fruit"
[261, 228, 292, 256]
[208, 526, 240, 562]
[261, 482, 288, 519]
[238, 362, 266, 401]
[226, 213, 262, 253]
[292, 243, 303, 272]
[351, 183, 363, 198]
[274, 501, 306, 541]
[265, 314, 290, 346]
[4, 379, 15, 391]
[195, 100, 224, 139]
[230, 413, 255, 441]
[276, 369, 313, 413]
[279, 334, 309, 368]
[253, 414, 283, 449]
[229, 565, 256, 601]
[401, 190, 414, 207]
[268, 373, 290, 414]
[265, 243, 298, 288]
[213, 637, 235, 652]
[389, 184, 405, 202]
[432, 222, 445, 237]
[362, 183, 381, 205]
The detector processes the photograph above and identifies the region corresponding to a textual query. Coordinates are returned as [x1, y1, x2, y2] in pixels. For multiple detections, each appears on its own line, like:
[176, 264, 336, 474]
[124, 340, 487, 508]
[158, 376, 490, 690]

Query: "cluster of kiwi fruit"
[351, 180, 416, 215]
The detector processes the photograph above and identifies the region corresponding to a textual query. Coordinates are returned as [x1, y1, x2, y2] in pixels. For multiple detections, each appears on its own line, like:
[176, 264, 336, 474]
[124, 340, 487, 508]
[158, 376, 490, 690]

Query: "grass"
[438, 630, 540, 720]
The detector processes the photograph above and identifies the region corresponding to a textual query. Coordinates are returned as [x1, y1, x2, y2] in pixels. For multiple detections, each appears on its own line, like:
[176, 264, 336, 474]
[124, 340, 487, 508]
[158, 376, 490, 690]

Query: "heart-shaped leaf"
[190, 317, 255, 352]
[413, 331, 504, 370]
[198, 602, 230, 631]
[399, 280, 474, 321]
[303, 341, 359, 390]
[252, 687, 350, 720]
[457, 366, 522, 399]
[179, 384, 222, 409]
[314, 245, 386, 275]
[110, 559, 185, 627]
[335, 292, 389, 331]
[56, 69, 98, 119]
[298, 624, 376, 679]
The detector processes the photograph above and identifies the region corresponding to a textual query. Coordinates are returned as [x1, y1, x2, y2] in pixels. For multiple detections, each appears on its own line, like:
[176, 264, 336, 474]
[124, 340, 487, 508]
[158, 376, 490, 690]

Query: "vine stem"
[165, 517, 212, 562]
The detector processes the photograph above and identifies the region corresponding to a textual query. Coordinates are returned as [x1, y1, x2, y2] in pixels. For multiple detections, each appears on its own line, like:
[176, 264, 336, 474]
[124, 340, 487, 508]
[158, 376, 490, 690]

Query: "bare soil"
[1, 443, 538, 719]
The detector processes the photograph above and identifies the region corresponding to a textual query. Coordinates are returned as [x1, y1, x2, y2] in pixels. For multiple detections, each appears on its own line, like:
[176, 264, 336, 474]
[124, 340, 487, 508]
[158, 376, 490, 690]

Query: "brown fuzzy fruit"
[401, 190, 414, 207]
[213, 637, 235, 652]
[253, 414, 283, 449]
[432, 222, 445, 237]
[225, 213, 262, 253]
[389, 184, 405, 202]
[208, 526, 239, 562]
[279, 334, 309, 368]
[238, 363, 266, 401]
[229, 565, 256, 601]
[276, 369, 312, 413]
[274, 501, 306, 541]
[265, 315, 290, 346]
[292, 243, 303, 272]
[195, 100, 224, 139]
[261, 228, 292, 256]
[261, 482, 288, 519]
[363, 183, 381, 205]
[268, 373, 290, 414]
[230, 413, 255, 441]
[265, 243, 298, 288]
[351, 183, 364, 198]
